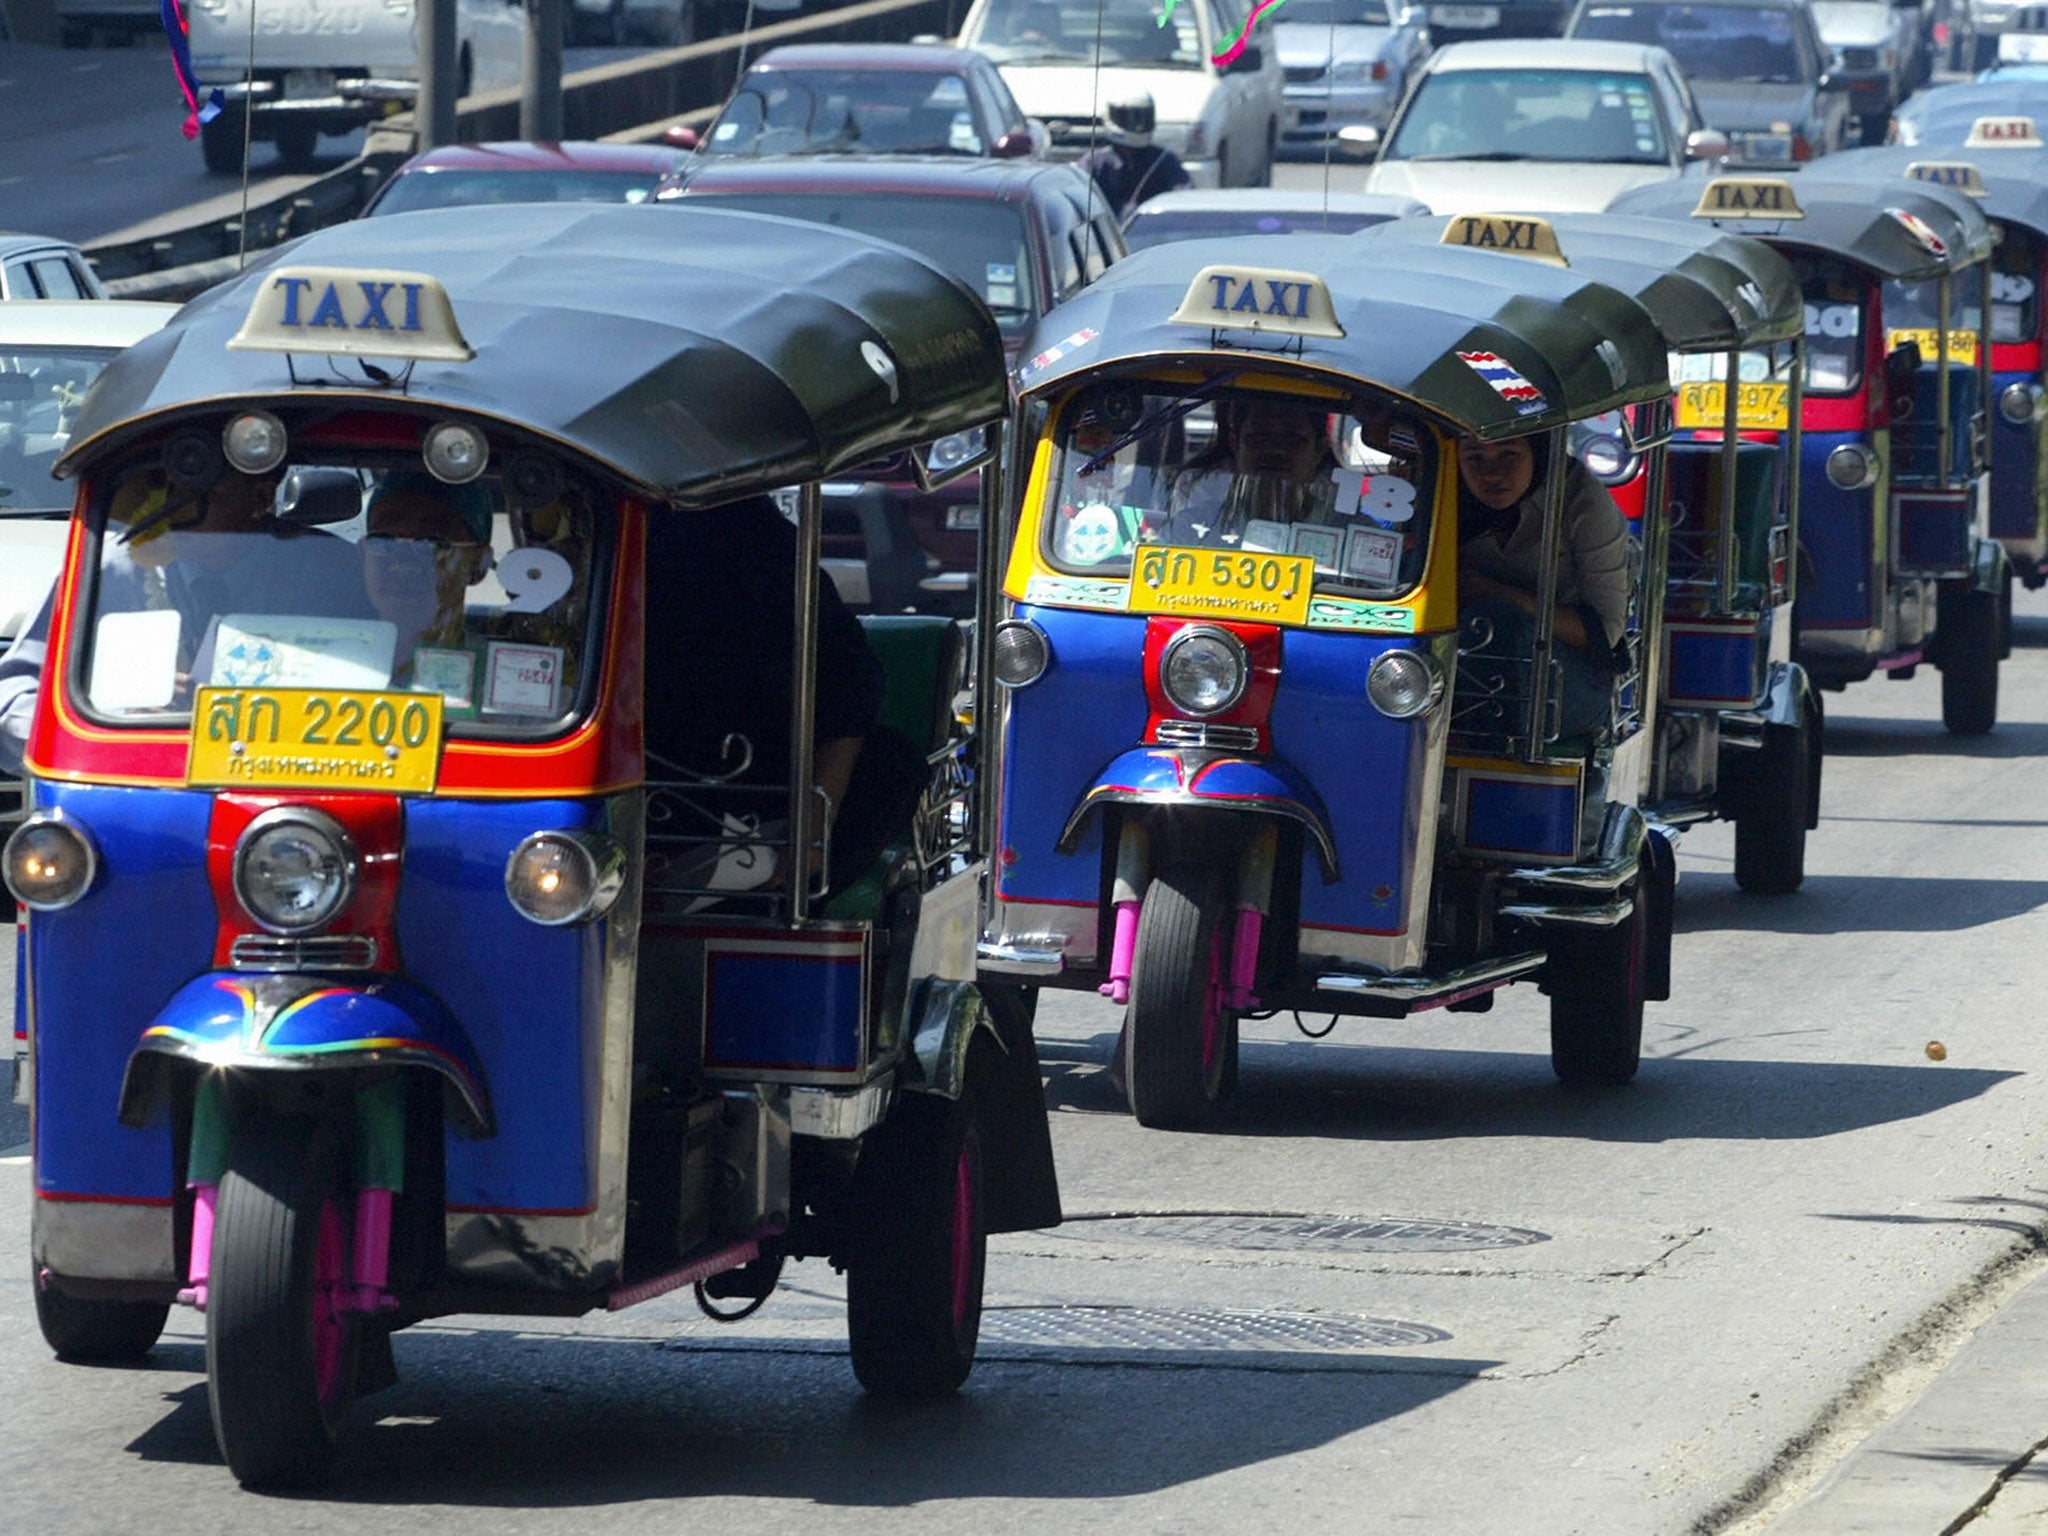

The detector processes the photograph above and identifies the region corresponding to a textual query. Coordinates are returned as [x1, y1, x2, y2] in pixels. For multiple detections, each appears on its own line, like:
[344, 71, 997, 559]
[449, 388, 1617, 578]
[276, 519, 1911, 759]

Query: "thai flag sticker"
[1456, 350, 1549, 417]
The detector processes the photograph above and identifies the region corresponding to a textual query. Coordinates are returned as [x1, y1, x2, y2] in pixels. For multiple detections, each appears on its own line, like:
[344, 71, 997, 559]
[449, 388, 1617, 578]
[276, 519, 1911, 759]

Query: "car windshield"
[1275, 0, 1394, 23]
[684, 192, 1040, 329]
[1040, 383, 1438, 600]
[74, 460, 605, 741]
[1122, 207, 1401, 248]
[1384, 68, 1671, 163]
[1797, 263, 1866, 394]
[971, 0, 1206, 67]
[0, 344, 118, 511]
[706, 69, 989, 155]
[368, 169, 667, 213]
[1571, 4, 1807, 83]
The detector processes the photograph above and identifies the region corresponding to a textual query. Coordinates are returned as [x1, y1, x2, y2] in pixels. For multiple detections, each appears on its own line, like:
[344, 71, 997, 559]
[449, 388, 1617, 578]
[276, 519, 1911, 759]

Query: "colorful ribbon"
[161, 0, 225, 141]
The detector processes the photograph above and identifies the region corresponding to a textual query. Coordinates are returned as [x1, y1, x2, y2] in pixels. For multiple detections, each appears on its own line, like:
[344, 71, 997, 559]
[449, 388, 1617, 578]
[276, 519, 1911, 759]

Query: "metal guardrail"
[91, 0, 964, 301]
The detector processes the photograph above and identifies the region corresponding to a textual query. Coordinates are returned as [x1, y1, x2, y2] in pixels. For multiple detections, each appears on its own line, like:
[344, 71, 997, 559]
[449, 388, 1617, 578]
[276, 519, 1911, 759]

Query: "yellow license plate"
[187, 687, 444, 793]
[1888, 327, 1980, 367]
[1673, 380, 1790, 430]
[1126, 546, 1314, 626]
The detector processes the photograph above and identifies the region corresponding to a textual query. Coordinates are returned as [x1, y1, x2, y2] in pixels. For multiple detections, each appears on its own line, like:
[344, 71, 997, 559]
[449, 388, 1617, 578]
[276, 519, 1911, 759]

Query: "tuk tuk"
[979, 225, 1679, 1128]
[1810, 144, 2048, 603]
[1612, 174, 2006, 736]
[7, 203, 1060, 1486]
[1358, 211, 1820, 893]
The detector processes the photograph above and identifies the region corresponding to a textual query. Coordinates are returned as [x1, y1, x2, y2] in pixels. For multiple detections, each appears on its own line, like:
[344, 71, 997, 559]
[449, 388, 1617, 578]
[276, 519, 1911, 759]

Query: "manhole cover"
[980, 1306, 1450, 1353]
[1072, 1214, 1549, 1254]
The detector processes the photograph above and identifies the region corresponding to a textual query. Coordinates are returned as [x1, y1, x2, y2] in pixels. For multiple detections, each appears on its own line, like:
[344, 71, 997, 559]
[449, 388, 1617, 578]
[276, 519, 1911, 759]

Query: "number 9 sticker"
[496, 547, 574, 613]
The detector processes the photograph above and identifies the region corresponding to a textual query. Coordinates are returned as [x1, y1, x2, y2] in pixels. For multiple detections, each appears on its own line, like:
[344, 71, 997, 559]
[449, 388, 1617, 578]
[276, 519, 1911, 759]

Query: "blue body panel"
[1897, 492, 1975, 572]
[1667, 628, 1765, 708]
[1798, 430, 1880, 630]
[1989, 371, 2045, 543]
[29, 782, 215, 1201]
[400, 797, 607, 1215]
[704, 948, 864, 1074]
[1464, 776, 1577, 860]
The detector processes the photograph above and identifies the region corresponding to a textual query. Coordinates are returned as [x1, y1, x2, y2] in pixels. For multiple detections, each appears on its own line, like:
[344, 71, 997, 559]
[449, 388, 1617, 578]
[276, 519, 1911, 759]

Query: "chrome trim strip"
[976, 936, 1068, 975]
[228, 932, 380, 971]
[1315, 949, 1546, 1003]
[788, 1079, 893, 1140]
[34, 1197, 176, 1284]
[1499, 898, 1634, 929]
[1503, 803, 1645, 892]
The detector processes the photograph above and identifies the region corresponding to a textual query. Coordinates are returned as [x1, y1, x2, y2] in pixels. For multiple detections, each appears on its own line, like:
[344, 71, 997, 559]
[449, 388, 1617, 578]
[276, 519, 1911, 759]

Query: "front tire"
[1938, 581, 2000, 736]
[1547, 890, 1647, 1088]
[34, 1268, 167, 1362]
[845, 1084, 986, 1399]
[1733, 716, 1812, 895]
[1123, 862, 1238, 1128]
[207, 1115, 359, 1489]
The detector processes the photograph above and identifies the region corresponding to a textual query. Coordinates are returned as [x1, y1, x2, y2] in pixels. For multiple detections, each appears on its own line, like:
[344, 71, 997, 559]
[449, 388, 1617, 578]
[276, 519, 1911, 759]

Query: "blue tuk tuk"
[979, 226, 1679, 1127]
[8, 203, 1059, 1485]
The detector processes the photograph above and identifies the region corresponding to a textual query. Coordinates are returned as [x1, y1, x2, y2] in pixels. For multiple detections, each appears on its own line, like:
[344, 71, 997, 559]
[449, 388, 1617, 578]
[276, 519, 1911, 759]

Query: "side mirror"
[991, 129, 1035, 157]
[1226, 45, 1264, 73]
[1336, 123, 1382, 160]
[664, 123, 702, 151]
[1685, 127, 1730, 160]
[276, 468, 365, 526]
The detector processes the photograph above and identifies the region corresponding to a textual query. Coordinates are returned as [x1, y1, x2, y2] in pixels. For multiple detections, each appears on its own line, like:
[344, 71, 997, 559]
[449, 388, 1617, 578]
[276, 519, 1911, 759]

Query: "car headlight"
[1159, 626, 1247, 716]
[926, 427, 988, 476]
[1826, 441, 1880, 491]
[1182, 119, 1209, 159]
[3, 811, 98, 911]
[235, 807, 355, 933]
[991, 619, 1050, 687]
[2000, 381, 2043, 424]
[505, 830, 625, 926]
[1331, 59, 1382, 83]
[1366, 650, 1442, 719]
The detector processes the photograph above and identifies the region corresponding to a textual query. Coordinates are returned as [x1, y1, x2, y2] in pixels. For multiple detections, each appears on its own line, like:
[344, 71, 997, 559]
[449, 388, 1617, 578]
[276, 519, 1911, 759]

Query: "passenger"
[1455, 434, 1632, 739]
[361, 472, 494, 675]
[642, 494, 924, 893]
[1080, 91, 1191, 219]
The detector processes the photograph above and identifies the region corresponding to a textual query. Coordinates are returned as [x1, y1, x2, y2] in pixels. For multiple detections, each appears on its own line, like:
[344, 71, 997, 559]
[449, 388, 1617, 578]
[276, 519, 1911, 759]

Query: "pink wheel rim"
[949, 1144, 976, 1334]
[311, 1199, 348, 1408]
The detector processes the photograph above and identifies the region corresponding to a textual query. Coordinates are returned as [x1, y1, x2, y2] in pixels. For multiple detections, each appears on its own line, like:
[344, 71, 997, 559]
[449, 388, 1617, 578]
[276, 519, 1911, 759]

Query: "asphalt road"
[8, 596, 2048, 1532]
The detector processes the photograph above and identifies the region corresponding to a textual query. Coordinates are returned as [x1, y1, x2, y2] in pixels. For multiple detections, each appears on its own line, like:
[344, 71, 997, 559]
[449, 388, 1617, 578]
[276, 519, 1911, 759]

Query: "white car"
[1359, 38, 1726, 214]
[959, 0, 1287, 186]
[0, 302, 177, 645]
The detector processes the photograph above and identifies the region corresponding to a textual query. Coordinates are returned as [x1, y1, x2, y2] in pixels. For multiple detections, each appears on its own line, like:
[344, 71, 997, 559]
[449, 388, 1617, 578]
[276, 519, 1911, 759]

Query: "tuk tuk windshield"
[73, 459, 604, 738]
[1669, 342, 1799, 393]
[1041, 384, 1438, 599]
[1991, 228, 2041, 345]
[1884, 275, 1986, 355]
[1797, 265, 1866, 396]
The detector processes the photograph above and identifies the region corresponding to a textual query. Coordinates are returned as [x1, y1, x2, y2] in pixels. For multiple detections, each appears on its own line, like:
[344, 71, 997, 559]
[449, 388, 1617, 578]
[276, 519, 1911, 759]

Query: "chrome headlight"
[422, 419, 489, 484]
[2000, 381, 2042, 424]
[991, 619, 1050, 687]
[234, 807, 355, 933]
[1825, 442, 1880, 491]
[3, 811, 98, 911]
[221, 411, 287, 475]
[1159, 626, 1248, 716]
[505, 831, 625, 926]
[1366, 650, 1442, 719]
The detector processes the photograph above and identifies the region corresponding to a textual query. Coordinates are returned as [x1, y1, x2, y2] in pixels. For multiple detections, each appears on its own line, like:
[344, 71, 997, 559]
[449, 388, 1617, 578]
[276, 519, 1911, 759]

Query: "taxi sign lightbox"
[1170, 266, 1345, 339]
[229, 266, 476, 363]
[1906, 161, 1989, 198]
[1693, 179, 1805, 220]
[1439, 214, 1569, 266]
[1964, 116, 2044, 149]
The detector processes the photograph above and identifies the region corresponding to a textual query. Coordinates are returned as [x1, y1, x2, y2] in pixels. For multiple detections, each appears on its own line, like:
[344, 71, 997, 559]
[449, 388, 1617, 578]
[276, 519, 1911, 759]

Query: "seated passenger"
[643, 494, 924, 894]
[1456, 434, 1632, 740]
[361, 472, 494, 682]
[1164, 396, 1341, 543]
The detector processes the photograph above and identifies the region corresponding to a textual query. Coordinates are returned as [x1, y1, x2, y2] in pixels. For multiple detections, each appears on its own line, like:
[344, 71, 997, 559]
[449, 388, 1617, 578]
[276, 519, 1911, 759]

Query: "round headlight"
[221, 411, 287, 475]
[1826, 442, 1879, 491]
[234, 808, 355, 933]
[1366, 650, 1442, 719]
[3, 812, 98, 911]
[2000, 381, 2041, 425]
[1577, 433, 1633, 484]
[991, 620, 1050, 687]
[422, 420, 489, 485]
[1160, 627, 1248, 717]
[505, 831, 624, 926]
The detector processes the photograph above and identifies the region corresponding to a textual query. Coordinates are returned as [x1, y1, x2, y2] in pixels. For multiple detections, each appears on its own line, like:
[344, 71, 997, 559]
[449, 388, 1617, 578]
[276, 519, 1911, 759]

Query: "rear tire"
[845, 1084, 986, 1399]
[33, 1268, 167, 1363]
[1733, 717, 1811, 895]
[207, 1116, 359, 1489]
[1938, 582, 2000, 736]
[273, 122, 318, 169]
[1547, 890, 1647, 1088]
[1123, 862, 1238, 1128]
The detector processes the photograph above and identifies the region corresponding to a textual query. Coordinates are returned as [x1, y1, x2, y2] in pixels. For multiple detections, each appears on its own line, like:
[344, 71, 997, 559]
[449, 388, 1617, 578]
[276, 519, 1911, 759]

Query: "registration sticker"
[484, 641, 563, 717]
[1674, 379, 1791, 430]
[188, 686, 443, 793]
[1127, 546, 1313, 626]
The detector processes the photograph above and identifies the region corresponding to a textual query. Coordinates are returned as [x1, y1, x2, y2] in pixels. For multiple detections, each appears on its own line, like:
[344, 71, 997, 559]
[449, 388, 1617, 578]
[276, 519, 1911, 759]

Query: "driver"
[1164, 395, 1341, 542]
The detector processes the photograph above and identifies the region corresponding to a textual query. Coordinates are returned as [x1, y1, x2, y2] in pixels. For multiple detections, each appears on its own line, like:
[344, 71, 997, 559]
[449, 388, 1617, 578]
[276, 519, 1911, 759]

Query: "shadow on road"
[1037, 1038, 2015, 1147]
[1821, 715, 2048, 760]
[1672, 872, 2048, 935]
[118, 1328, 1489, 1505]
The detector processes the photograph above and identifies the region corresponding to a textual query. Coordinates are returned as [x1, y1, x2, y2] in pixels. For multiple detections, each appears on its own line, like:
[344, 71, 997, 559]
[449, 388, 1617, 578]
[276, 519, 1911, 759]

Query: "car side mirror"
[1685, 128, 1730, 160]
[991, 129, 1035, 157]
[1336, 123, 1381, 160]
[1226, 45, 1264, 73]
[664, 123, 702, 151]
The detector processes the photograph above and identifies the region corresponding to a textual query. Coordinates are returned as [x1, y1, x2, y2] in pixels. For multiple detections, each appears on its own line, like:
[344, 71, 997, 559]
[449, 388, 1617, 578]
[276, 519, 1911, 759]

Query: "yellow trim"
[1447, 754, 1582, 779]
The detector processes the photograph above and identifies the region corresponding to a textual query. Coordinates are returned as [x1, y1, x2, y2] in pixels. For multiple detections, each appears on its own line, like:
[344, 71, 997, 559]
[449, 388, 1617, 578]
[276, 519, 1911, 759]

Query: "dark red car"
[658, 156, 1125, 612]
[361, 141, 694, 216]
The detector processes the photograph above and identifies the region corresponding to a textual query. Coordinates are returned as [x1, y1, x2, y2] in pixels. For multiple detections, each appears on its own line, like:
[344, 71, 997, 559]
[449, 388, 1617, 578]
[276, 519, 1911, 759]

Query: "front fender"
[1056, 747, 1340, 880]
[901, 977, 999, 1102]
[1972, 536, 2011, 595]
[118, 971, 493, 1137]
[1760, 661, 1814, 729]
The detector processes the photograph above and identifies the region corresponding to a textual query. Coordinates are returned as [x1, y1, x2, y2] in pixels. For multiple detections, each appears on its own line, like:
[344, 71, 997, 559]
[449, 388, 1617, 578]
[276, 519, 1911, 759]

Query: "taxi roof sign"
[1169, 265, 1345, 339]
[1906, 160, 1989, 196]
[1965, 116, 2044, 148]
[1693, 178, 1804, 220]
[228, 266, 475, 363]
[1439, 214, 1568, 266]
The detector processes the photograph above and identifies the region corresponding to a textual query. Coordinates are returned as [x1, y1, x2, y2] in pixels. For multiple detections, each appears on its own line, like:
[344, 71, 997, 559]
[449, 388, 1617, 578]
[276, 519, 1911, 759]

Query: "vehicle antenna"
[1084, 0, 1108, 231]
[1319, 2, 1336, 225]
[734, 0, 757, 82]
[236, 0, 256, 266]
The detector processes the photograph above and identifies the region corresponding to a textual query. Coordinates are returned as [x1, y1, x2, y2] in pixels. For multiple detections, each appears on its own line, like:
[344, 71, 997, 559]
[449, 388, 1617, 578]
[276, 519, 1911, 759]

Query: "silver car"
[1275, 0, 1433, 155]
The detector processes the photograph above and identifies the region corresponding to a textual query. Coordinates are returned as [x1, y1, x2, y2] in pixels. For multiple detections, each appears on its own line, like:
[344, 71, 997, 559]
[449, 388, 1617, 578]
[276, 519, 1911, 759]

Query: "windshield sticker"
[1243, 518, 1290, 555]
[211, 616, 398, 691]
[496, 546, 573, 612]
[1017, 326, 1100, 384]
[484, 641, 563, 717]
[1342, 527, 1402, 586]
[1306, 596, 1418, 633]
[987, 262, 1018, 286]
[1062, 503, 1127, 565]
[1806, 302, 1860, 339]
[1023, 573, 1127, 610]
[1994, 271, 2037, 304]
[411, 647, 476, 710]
[1358, 473, 1419, 523]
[1456, 350, 1548, 417]
[88, 610, 181, 710]
[1291, 525, 1342, 573]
